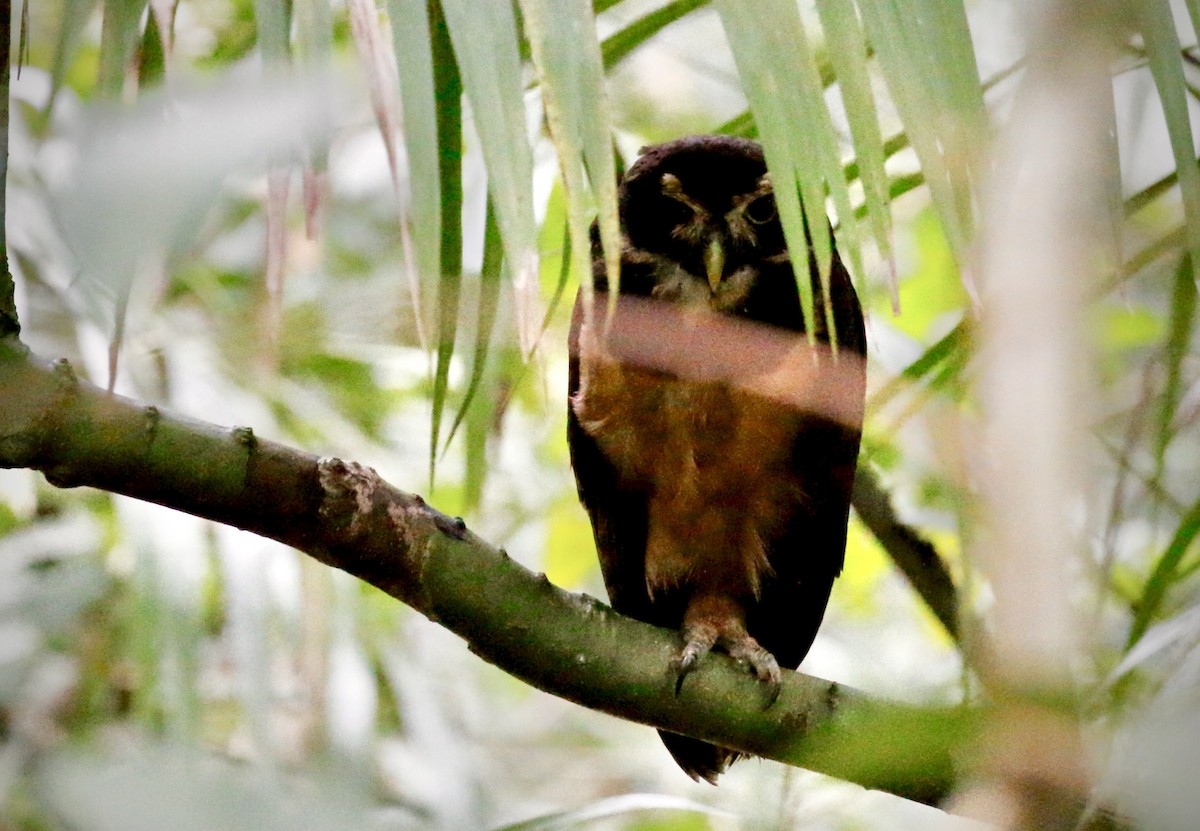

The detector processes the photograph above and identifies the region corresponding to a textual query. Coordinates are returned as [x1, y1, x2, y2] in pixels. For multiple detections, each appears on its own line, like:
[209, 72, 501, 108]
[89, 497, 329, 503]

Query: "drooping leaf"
[716, 0, 855, 344]
[110, 3, 152, 89]
[518, 0, 619, 318]
[388, 0, 442, 341]
[814, 0, 894, 305]
[854, 0, 982, 263]
[440, 0, 540, 355]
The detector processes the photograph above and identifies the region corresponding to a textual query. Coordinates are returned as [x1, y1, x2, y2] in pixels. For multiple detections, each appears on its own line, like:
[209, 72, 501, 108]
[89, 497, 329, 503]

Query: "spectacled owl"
[567, 135, 866, 783]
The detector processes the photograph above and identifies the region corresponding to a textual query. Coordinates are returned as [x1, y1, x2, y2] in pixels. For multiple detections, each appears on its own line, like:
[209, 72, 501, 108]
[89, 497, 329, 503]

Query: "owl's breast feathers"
[571, 308, 805, 601]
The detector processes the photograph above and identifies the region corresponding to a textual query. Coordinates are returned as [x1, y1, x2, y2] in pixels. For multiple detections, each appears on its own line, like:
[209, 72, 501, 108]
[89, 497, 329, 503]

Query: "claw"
[672, 596, 784, 704]
[672, 632, 717, 695]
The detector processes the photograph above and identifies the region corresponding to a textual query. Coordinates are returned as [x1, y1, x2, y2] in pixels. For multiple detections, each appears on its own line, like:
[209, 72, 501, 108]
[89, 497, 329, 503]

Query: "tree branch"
[852, 466, 960, 641]
[0, 338, 969, 805]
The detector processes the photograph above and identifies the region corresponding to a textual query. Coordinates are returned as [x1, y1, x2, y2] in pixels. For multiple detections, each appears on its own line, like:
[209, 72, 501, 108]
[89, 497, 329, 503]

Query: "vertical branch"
[1, 0, 19, 338]
[962, 2, 1127, 827]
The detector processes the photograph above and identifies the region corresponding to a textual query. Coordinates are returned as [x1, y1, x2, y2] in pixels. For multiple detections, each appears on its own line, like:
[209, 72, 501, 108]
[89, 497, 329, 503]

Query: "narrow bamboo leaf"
[717, 0, 857, 344]
[50, 0, 98, 104]
[1127, 495, 1200, 651]
[346, 0, 401, 197]
[440, 0, 540, 355]
[866, 321, 967, 416]
[388, 0, 441, 347]
[855, 0, 975, 261]
[814, 0, 894, 305]
[252, 0, 290, 64]
[1154, 254, 1197, 473]
[18, 0, 32, 75]
[430, 254, 463, 485]
[1136, 0, 1200, 290]
[98, 0, 148, 97]
[519, 0, 619, 316]
[600, 0, 711, 71]
[444, 201, 504, 454]
[136, 1, 168, 89]
[294, 0, 333, 236]
[426, 0, 463, 484]
[350, 0, 434, 353]
[716, 109, 755, 137]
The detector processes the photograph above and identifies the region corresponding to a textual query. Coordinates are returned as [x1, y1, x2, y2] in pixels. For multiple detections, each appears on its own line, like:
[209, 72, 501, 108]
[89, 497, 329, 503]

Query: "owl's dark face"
[615, 136, 789, 316]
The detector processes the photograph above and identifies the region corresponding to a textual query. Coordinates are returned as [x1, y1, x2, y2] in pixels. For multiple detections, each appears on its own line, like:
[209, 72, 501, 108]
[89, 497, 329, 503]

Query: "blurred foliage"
[3, 0, 1200, 829]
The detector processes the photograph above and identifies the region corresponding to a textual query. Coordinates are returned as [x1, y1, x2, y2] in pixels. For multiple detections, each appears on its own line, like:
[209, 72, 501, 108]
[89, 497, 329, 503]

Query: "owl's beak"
[704, 237, 725, 293]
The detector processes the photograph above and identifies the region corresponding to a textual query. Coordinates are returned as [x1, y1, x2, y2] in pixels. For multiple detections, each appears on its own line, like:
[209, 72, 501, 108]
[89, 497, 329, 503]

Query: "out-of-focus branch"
[0, 339, 965, 806]
[1, 0, 20, 340]
[852, 467, 960, 641]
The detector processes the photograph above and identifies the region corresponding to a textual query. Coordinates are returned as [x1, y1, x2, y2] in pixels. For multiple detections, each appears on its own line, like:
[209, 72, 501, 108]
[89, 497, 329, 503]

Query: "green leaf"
[600, 0, 711, 71]
[1127, 495, 1200, 651]
[425, 0, 464, 485]
[854, 0, 982, 262]
[444, 200, 504, 456]
[518, 0, 620, 313]
[716, 0, 858, 344]
[388, 0, 442, 341]
[814, 0, 894, 299]
[1154, 254, 1197, 475]
[98, 0, 147, 96]
[1136, 0, 1200, 291]
[440, 0, 540, 354]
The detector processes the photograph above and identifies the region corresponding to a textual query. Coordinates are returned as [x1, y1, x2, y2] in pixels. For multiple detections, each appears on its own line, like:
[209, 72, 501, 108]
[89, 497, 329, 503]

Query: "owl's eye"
[745, 195, 777, 225]
[661, 198, 695, 227]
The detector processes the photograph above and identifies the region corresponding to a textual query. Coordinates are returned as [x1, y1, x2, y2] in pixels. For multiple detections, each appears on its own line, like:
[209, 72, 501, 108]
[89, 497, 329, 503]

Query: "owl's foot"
[671, 595, 782, 705]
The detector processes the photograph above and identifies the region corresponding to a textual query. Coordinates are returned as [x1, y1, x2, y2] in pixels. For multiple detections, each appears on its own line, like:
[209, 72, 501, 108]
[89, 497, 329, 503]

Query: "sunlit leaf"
[440, 0, 540, 355]
[717, 0, 856, 343]
[519, 0, 619, 316]
[388, 0, 441, 340]
[814, 0, 894, 304]
[854, 0, 981, 263]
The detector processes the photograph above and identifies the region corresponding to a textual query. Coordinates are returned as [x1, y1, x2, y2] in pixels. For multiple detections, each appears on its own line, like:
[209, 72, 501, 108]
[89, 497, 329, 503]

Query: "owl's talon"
[672, 635, 716, 695]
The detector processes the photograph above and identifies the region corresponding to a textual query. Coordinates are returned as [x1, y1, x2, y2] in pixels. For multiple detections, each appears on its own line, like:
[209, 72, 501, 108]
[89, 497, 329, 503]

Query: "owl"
[567, 135, 867, 783]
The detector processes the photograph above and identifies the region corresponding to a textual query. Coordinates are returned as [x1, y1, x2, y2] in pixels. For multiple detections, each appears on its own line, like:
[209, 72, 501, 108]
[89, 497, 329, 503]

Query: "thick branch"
[0, 338, 968, 804]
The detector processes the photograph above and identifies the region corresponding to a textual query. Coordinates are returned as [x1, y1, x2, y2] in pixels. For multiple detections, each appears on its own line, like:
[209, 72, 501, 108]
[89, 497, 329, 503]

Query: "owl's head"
[618, 136, 789, 306]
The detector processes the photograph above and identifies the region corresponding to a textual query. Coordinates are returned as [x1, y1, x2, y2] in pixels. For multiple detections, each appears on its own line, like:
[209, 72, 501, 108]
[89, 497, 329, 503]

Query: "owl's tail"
[658, 730, 743, 785]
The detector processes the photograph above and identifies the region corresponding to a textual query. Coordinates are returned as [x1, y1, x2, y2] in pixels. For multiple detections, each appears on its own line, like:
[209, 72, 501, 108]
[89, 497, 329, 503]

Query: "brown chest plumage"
[572, 324, 802, 601]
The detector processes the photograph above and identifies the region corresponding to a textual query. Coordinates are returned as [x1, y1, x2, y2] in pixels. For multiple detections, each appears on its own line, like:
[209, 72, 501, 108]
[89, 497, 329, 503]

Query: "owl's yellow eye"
[745, 195, 777, 225]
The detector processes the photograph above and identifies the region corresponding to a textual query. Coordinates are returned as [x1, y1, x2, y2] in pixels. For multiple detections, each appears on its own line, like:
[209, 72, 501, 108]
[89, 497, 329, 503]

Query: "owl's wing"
[748, 250, 867, 670]
[567, 292, 661, 625]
